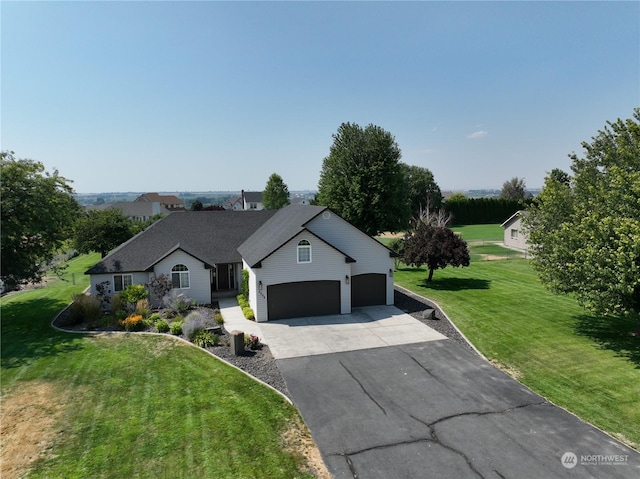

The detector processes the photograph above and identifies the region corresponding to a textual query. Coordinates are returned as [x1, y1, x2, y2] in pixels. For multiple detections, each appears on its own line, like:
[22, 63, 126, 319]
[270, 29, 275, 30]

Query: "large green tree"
[500, 176, 527, 199]
[317, 122, 410, 236]
[262, 173, 290, 209]
[73, 208, 134, 258]
[523, 109, 640, 334]
[402, 163, 442, 217]
[1, 151, 81, 288]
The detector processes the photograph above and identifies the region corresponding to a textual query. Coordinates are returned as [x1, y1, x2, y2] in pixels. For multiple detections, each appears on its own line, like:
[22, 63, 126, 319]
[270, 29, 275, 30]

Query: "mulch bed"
[54, 289, 474, 401]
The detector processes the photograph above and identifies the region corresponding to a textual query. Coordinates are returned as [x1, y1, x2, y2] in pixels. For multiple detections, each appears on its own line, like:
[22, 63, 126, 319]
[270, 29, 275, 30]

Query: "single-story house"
[86, 204, 396, 322]
[501, 210, 529, 251]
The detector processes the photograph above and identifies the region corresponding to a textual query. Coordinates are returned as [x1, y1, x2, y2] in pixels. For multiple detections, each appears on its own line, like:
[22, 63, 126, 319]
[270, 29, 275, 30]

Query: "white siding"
[503, 217, 529, 251]
[306, 212, 395, 305]
[250, 232, 351, 321]
[89, 272, 151, 303]
[153, 250, 211, 305]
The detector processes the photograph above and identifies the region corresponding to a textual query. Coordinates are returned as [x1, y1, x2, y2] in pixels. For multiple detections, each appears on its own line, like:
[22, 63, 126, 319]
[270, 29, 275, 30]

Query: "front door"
[214, 264, 232, 290]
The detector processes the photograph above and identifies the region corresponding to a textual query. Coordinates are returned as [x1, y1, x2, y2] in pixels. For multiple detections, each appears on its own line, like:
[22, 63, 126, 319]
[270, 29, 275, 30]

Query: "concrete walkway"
[217, 297, 263, 338]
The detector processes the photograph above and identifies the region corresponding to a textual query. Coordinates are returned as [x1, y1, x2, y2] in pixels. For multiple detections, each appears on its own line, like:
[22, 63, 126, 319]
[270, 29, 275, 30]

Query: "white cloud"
[467, 130, 488, 139]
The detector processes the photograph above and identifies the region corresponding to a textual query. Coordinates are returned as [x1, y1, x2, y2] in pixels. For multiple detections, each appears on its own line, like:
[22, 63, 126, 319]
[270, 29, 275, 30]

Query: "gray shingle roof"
[85, 210, 276, 274]
[238, 204, 355, 267]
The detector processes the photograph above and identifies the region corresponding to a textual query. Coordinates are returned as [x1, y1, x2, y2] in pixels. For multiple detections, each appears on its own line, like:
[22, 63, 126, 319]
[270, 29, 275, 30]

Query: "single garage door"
[267, 281, 341, 320]
[351, 273, 387, 307]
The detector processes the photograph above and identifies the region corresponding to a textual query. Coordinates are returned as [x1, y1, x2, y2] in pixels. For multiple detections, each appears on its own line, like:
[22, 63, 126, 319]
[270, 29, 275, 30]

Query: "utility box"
[231, 330, 245, 356]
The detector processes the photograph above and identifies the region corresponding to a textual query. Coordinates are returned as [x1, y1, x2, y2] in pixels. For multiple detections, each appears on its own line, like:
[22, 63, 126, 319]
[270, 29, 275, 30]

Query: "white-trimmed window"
[171, 264, 190, 288]
[113, 274, 132, 292]
[297, 240, 311, 263]
[510, 229, 518, 240]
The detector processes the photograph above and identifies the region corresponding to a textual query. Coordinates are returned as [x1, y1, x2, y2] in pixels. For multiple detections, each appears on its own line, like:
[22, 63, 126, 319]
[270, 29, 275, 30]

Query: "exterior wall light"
[345, 275, 350, 284]
[258, 281, 263, 291]
[389, 269, 393, 277]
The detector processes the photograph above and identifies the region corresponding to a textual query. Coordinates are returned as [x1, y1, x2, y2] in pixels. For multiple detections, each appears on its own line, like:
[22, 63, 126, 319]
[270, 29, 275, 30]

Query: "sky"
[2, 1, 638, 193]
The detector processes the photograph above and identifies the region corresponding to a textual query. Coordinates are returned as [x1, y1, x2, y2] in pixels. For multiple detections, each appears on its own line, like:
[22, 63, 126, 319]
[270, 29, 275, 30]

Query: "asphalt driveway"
[277, 339, 640, 478]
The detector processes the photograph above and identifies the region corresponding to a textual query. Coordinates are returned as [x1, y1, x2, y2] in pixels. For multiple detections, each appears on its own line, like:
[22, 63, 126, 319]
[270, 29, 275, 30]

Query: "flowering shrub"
[120, 314, 145, 332]
[182, 311, 215, 341]
[244, 334, 260, 350]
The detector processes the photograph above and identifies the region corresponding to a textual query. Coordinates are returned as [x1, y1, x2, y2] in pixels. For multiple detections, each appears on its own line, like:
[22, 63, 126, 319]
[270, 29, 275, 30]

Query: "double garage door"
[266, 274, 387, 320]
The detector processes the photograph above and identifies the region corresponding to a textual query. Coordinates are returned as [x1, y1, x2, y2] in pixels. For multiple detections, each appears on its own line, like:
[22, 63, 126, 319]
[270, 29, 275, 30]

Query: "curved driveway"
[261, 307, 640, 479]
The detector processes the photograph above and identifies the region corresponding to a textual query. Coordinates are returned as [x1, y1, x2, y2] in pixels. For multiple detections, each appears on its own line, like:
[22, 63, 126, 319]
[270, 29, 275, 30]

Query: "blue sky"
[2, 1, 638, 193]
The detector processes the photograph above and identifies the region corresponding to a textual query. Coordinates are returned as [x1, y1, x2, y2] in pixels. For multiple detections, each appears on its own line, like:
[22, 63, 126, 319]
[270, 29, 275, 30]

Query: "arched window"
[171, 264, 190, 288]
[297, 239, 311, 263]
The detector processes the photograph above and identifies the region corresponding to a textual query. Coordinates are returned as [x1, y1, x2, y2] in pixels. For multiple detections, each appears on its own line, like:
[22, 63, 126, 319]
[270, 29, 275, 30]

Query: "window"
[171, 264, 190, 288]
[510, 229, 518, 240]
[297, 240, 311, 263]
[113, 274, 132, 292]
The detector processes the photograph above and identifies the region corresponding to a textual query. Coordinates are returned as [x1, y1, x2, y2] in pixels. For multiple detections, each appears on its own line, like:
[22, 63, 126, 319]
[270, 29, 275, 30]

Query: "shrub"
[163, 290, 193, 316]
[169, 320, 183, 335]
[155, 319, 170, 333]
[148, 312, 162, 323]
[68, 294, 102, 325]
[135, 298, 151, 318]
[242, 307, 255, 321]
[115, 309, 128, 321]
[120, 314, 145, 332]
[119, 284, 149, 310]
[110, 294, 124, 314]
[244, 334, 260, 350]
[241, 269, 249, 300]
[237, 294, 249, 309]
[182, 310, 215, 341]
[192, 331, 219, 348]
[214, 313, 224, 325]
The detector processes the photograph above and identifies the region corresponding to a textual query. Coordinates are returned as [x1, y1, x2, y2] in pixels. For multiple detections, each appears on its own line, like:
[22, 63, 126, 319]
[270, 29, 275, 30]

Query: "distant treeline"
[444, 197, 532, 225]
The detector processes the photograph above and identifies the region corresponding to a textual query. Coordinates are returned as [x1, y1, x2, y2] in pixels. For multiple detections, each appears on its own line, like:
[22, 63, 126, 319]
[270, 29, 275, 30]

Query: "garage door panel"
[268, 281, 340, 320]
[351, 273, 386, 307]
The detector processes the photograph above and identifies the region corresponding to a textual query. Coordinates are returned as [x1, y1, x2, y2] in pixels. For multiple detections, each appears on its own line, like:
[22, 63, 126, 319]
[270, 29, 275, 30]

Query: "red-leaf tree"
[403, 217, 470, 282]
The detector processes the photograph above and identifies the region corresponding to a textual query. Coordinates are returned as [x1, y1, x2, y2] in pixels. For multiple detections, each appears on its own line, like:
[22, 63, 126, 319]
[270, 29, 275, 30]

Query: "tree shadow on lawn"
[1, 297, 85, 370]
[397, 268, 491, 292]
[573, 313, 640, 369]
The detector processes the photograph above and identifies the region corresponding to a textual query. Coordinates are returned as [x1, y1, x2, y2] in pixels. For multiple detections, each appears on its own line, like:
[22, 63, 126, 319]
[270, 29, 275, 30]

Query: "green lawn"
[451, 224, 503, 242]
[395, 258, 639, 449]
[1, 254, 315, 478]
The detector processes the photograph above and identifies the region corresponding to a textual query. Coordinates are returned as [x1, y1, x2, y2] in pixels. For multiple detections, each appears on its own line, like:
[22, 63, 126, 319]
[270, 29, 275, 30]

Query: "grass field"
[1, 254, 320, 478]
[394, 251, 640, 449]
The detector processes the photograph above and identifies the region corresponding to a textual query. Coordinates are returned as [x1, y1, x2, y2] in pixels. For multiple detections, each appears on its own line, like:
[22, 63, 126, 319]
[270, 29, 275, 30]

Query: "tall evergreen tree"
[262, 173, 290, 209]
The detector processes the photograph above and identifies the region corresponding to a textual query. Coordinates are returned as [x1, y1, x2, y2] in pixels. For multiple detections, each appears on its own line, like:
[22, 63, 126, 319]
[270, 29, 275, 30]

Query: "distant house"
[290, 197, 311, 206]
[223, 196, 243, 211]
[87, 201, 171, 222]
[135, 193, 185, 211]
[241, 190, 264, 210]
[86, 204, 396, 322]
[501, 211, 529, 251]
